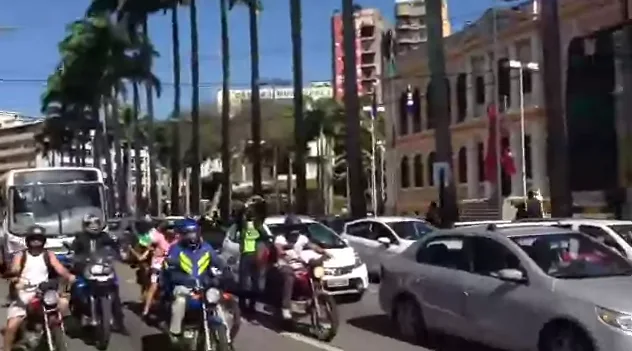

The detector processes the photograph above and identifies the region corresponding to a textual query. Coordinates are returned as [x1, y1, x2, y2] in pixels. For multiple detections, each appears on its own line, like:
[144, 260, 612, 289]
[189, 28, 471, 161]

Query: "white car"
[222, 215, 369, 301]
[342, 216, 437, 279]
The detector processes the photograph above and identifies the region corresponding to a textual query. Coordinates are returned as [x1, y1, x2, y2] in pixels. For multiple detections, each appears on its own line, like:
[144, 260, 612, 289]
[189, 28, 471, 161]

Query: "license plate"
[326, 278, 349, 287]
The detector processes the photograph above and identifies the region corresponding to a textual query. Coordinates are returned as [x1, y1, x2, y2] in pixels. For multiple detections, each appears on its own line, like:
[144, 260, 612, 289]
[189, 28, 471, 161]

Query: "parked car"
[222, 215, 369, 301]
[342, 216, 436, 278]
[379, 224, 632, 351]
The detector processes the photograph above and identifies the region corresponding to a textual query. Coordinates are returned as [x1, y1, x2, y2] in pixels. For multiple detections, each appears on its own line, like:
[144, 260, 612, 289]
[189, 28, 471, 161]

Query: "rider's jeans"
[279, 266, 295, 309]
[170, 285, 191, 334]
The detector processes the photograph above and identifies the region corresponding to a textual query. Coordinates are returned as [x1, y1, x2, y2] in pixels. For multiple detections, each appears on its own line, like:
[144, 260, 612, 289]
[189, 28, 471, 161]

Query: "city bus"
[0, 167, 107, 270]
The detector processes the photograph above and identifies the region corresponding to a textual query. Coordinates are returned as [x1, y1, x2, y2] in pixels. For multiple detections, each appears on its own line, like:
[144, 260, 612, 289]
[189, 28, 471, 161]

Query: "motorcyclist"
[273, 215, 331, 319]
[70, 214, 127, 334]
[141, 221, 179, 316]
[163, 218, 231, 341]
[3, 226, 76, 351]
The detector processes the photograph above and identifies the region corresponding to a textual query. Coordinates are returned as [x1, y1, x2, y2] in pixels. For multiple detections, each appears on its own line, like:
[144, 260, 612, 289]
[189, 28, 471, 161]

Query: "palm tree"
[289, 0, 306, 213]
[189, 0, 201, 214]
[170, 2, 182, 215]
[219, 0, 231, 219]
[142, 18, 159, 215]
[230, 0, 263, 197]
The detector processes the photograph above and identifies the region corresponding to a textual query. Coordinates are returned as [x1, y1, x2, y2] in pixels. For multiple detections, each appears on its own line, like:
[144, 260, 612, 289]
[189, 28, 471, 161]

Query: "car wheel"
[392, 296, 427, 345]
[539, 322, 594, 351]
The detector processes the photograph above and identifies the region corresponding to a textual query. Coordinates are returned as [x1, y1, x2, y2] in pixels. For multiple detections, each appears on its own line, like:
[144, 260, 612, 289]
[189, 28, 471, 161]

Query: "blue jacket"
[164, 240, 226, 287]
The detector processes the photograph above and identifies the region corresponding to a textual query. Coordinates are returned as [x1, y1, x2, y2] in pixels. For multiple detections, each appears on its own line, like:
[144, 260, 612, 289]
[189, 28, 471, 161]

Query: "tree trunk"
[249, 4, 263, 196]
[189, 0, 201, 214]
[287, 154, 294, 212]
[273, 146, 280, 213]
[132, 82, 143, 216]
[92, 105, 103, 170]
[142, 18, 159, 217]
[341, 0, 367, 217]
[290, 0, 307, 213]
[220, 0, 232, 220]
[111, 92, 125, 215]
[170, 4, 182, 216]
[102, 100, 115, 216]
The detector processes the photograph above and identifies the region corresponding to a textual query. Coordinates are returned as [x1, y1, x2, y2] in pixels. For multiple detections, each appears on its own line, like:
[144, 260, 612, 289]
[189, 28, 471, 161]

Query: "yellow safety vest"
[242, 221, 260, 254]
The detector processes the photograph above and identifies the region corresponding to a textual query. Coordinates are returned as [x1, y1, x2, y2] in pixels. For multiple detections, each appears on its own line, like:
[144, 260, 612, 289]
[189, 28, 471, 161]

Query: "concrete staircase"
[459, 198, 501, 221]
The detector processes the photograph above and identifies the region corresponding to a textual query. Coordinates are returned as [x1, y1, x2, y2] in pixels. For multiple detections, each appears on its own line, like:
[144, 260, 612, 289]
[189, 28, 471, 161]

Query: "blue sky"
[0, 0, 494, 119]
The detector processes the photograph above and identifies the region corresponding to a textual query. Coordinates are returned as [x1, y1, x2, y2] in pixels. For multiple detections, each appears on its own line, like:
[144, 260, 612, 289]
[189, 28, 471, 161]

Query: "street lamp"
[507, 60, 539, 199]
[362, 86, 385, 216]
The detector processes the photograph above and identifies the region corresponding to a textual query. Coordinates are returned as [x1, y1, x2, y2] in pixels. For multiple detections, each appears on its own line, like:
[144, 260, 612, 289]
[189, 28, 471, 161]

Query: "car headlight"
[205, 288, 221, 303]
[596, 306, 632, 331]
[43, 290, 59, 306]
[313, 266, 325, 279]
[354, 252, 363, 267]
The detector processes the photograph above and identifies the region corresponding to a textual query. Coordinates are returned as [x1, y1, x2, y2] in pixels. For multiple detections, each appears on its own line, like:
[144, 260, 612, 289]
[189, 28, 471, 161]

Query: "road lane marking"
[278, 331, 345, 351]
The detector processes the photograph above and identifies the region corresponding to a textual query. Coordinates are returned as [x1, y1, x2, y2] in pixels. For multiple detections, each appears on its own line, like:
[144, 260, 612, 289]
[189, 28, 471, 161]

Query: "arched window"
[413, 154, 424, 187]
[456, 73, 467, 122]
[412, 88, 422, 132]
[400, 156, 410, 188]
[398, 92, 409, 135]
[427, 152, 436, 186]
[458, 147, 467, 183]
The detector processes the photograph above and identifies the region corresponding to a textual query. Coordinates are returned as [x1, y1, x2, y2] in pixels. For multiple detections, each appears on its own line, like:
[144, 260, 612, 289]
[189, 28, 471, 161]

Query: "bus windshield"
[9, 183, 105, 236]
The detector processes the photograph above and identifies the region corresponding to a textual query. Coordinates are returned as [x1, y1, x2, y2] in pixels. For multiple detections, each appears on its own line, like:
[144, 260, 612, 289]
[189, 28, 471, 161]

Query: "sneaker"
[281, 309, 292, 320]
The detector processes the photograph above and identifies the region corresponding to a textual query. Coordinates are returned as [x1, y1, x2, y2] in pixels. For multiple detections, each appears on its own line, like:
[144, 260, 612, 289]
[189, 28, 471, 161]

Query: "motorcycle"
[261, 255, 339, 342]
[66, 246, 118, 350]
[163, 276, 237, 351]
[12, 279, 68, 351]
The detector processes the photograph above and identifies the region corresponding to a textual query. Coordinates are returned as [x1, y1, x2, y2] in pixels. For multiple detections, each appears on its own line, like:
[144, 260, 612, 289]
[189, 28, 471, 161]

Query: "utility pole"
[291, 0, 307, 214]
[341, 0, 367, 217]
[540, 0, 572, 216]
[426, 0, 458, 226]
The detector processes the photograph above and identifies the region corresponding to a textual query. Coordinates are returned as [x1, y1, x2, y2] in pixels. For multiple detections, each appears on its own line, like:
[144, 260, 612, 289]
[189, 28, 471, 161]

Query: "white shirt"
[20, 252, 49, 291]
[274, 234, 310, 267]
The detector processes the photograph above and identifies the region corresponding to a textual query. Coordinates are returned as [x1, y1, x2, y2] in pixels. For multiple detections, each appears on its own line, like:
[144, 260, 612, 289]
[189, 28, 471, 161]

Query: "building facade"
[384, 0, 624, 215]
[331, 8, 388, 101]
[0, 112, 47, 176]
[394, 0, 451, 55]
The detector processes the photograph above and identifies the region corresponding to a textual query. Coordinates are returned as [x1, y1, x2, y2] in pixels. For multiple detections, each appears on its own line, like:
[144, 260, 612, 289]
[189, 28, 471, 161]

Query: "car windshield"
[268, 222, 347, 249]
[10, 183, 105, 236]
[512, 233, 632, 279]
[386, 220, 436, 240]
[609, 224, 632, 243]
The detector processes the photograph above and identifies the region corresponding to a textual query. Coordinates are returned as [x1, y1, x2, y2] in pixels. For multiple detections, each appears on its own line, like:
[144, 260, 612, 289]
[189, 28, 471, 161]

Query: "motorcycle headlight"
[90, 264, 110, 275]
[42, 290, 59, 306]
[313, 266, 325, 279]
[205, 288, 221, 303]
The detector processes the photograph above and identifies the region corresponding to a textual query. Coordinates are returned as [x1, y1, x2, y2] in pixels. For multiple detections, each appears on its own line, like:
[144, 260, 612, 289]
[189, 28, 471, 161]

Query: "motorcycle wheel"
[205, 324, 231, 351]
[311, 293, 339, 342]
[95, 296, 112, 351]
[50, 324, 68, 351]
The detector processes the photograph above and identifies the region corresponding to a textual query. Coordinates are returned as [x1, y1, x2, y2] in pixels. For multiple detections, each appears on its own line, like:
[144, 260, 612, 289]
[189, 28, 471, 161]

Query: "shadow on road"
[141, 333, 170, 351]
[347, 314, 504, 351]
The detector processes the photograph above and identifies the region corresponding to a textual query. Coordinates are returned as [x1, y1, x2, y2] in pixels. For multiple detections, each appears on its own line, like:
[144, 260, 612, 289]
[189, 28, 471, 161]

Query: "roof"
[559, 219, 632, 226]
[454, 224, 576, 238]
[350, 216, 424, 224]
[264, 215, 316, 225]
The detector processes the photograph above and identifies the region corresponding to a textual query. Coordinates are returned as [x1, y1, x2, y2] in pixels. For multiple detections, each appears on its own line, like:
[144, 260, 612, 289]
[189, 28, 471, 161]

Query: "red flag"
[484, 104, 514, 182]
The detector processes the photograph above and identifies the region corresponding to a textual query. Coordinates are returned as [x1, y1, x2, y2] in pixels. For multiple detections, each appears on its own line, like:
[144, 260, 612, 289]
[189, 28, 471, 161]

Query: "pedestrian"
[425, 201, 441, 227]
[526, 190, 543, 218]
[515, 202, 528, 220]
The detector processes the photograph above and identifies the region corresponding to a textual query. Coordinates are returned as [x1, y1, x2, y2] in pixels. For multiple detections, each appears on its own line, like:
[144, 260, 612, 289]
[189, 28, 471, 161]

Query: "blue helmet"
[175, 218, 200, 248]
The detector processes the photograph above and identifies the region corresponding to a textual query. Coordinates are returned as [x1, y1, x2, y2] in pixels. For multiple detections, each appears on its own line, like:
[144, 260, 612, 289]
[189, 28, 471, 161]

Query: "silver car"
[379, 224, 632, 351]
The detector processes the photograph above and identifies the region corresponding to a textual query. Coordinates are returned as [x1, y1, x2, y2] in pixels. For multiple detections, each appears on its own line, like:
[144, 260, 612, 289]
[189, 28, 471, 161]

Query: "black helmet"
[82, 214, 102, 235]
[284, 214, 302, 226]
[25, 225, 46, 246]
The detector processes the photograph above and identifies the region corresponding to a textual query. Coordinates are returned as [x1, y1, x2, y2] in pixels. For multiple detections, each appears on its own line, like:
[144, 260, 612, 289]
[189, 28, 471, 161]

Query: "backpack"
[18, 250, 56, 279]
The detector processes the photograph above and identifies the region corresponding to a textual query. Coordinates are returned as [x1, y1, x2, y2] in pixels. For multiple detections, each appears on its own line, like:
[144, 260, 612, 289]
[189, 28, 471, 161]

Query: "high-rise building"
[331, 8, 387, 102]
[394, 0, 451, 54]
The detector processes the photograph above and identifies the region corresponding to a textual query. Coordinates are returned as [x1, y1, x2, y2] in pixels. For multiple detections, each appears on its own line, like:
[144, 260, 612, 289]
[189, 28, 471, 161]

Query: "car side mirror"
[377, 237, 391, 246]
[492, 268, 527, 283]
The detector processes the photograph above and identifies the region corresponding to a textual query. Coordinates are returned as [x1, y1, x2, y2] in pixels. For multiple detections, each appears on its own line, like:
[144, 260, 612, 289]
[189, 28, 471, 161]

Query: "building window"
[398, 92, 409, 135]
[477, 141, 485, 182]
[400, 156, 410, 188]
[475, 76, 485, 104]
[458, 147, 467, 183]
[427, 151, 436, 186]
[497, 58, 511, 108]
[413, 154, 424, 187]
[412, 88, 422, 132]
[456, 73, 467, 122]
[425, 81, 434, 129]
[522, 69, 533, 94]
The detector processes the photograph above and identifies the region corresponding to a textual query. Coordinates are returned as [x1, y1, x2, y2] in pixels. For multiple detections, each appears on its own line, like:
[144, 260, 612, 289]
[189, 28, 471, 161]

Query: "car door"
[367, 222, 403, 273]
[463, 236, 543, 351]
[412, 235, 473, 337]
[343, 221, 375, 268]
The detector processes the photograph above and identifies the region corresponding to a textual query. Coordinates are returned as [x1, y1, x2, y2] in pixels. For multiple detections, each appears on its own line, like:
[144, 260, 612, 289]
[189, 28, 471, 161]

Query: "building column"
[508, 43, 519, 112]
[510, 126, 524, 196]
[466, 138, 479, 198]
[530, 34, 542, 107]
[530, 121, 548, 196]
[466, 58, 474, 120]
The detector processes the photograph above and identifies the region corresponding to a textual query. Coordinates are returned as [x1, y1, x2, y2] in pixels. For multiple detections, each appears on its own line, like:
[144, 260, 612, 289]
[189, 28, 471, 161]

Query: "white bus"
[0, 167, 107, 270]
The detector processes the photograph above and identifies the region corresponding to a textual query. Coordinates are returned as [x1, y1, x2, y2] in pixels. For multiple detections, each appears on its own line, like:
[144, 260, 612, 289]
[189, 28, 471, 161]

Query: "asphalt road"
[0, 264, 497, 351]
